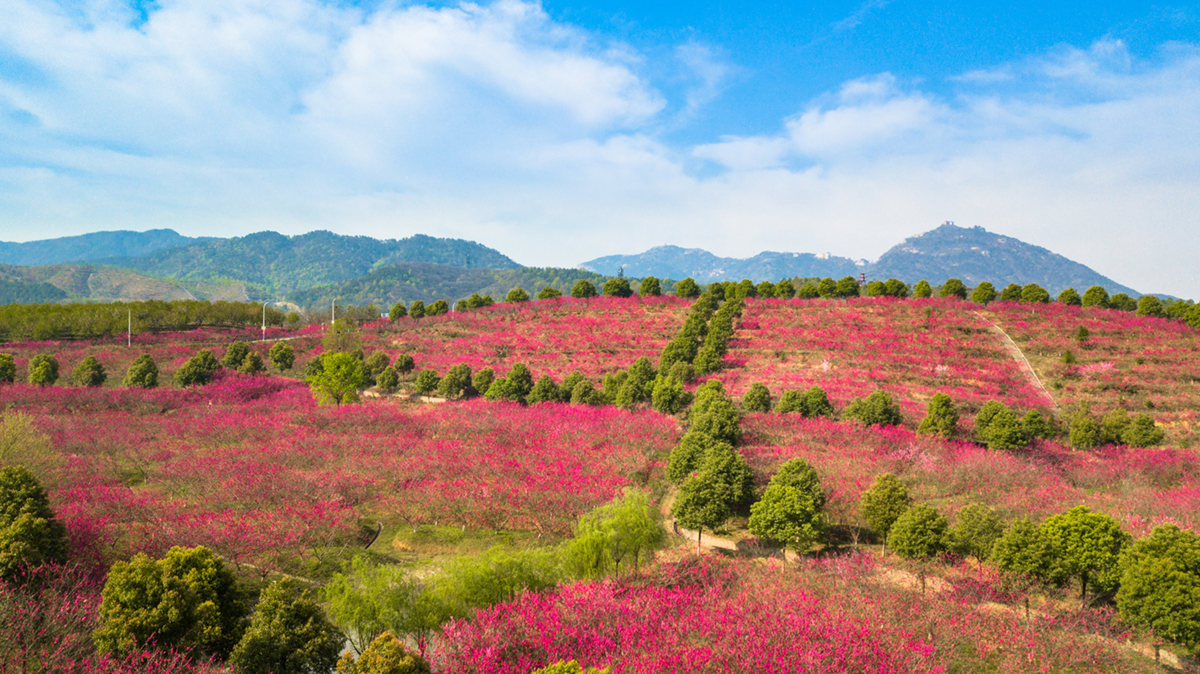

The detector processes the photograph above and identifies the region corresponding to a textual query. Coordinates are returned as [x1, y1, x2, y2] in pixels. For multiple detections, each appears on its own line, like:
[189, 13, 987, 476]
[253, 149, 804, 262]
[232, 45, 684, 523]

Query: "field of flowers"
[715, 297, 1052, 421]
[989, 302, 1200, 446]
[1, 378, 676, 576]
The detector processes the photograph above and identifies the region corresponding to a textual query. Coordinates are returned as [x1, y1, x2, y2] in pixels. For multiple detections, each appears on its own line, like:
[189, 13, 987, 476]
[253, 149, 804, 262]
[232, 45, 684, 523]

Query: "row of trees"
[0, 300, 294, 343]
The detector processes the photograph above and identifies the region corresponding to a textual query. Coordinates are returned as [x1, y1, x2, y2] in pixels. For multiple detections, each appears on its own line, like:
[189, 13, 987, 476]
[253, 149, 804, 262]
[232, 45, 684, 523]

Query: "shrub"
[816, 278, 837, 298]
[843, 390, 902, 427]
[527, 375, 560, 405]
[222, 342, 250, 368]
[436, 364, 474, 399]
[0, 354, 15, 383]
[981, 407, 1031, 450]
[473, 368, 496, 397]
[414, 370, 441, 395]
[174, 349, 220, 387]
[1109, 293, 1137, 311]
[637, 277, 661, 296]
[570, 280, 598, 299]
[755, 281, 776, 298]
[27, 354, 59, 387]
[364, 352, 392, 379]
[376, 366, 400, 393]
[72, 356, 107, 387]
[238, 351, 265, 375]
[569, 380, 601, 405]
[650, 374, 690, 414]
[0, 465, 68, 580]
[529, 661, 608, 674]
[408, 301, 426, 319]
[916, 393, 957, 438]
[426, 300, 449, 316]
[337, 631, 432, 674]
[537, 286, 563, 300]
[268, 342, 295, 370]
[1136, 295, 1165, 318]
[1121, 413, 1164, 447]
[741, 383, 771, 413]
[229, 580, 341, 674]
[122, 354, 159, 388]
[505, 288, 530, 303]
[1021, 410, 1058, 440]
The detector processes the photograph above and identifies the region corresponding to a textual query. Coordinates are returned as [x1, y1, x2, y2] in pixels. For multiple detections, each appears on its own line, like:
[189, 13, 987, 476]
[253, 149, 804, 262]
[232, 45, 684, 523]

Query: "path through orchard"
[974, 311, 1059, 414]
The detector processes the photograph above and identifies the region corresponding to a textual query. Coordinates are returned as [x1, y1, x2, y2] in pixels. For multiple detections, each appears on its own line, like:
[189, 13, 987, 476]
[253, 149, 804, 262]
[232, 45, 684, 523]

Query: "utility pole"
[261, 303, 267, 342]
[331, 299, 335, 326]
[127, 309, 131, 348]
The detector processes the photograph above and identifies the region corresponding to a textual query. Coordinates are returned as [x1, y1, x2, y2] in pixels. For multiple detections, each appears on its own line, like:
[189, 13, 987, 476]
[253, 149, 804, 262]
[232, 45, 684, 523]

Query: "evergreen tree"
[436, 364, 473, 399]
[1081, 286, 1110, 308]
[223, 342, 251, 368]
[388, 302, 408, 320]
[526, 375, 559, 405]
[887, 504, 949, 560]
[601, 278, 633, 298]
[414, 370, 440, 395]
[999, 283, 1023, 302]
[537, 286, 563, 300]
[748, 458, 826, 552]
[1137, 295, 1165, 318]
[0, 465, 68, 580]
[916, 393, 958, 438]
[174, 349, 220, 387]
[229, 580, 342, 674]
[949, 504, 1004, 563]
[72, 355, 107, 387]
[939, 278, 968, 299]
[408, 301, 426, 319]
[122, 354, 159, 388]
[27, 354, 59, 387]
[1020, 284, 1051, 304]
[1122, 413, 1165, 447]
[674, 278, 700, 298]
[834, 276, 860, 298]
[1042, 505, 1130, 600]
[570, 280, 598, 299]
[0, 353, 14, 383]
[774, 279, 796, 298]
[859, 473, 912, 544]
[269, 342, 295, 371]
[1057, 287, 1082, 306]
[913, 280, 933, 298]
[843, 390, 902, 427]
[742, 383, 772, 413]
[971, 281, 997, 305]
[376, 367, 400, 393]
[505, 288, 530, 303]
[1116, 524, 1200, 651]
[638, 277, 662, 296]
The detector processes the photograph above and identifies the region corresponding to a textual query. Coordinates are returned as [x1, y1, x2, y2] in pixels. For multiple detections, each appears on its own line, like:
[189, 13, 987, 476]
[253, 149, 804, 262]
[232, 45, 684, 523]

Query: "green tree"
[992, 518, 1055, 581]
[913, 280, 933, 298]
[523, 375, 556, 405]
[1082, 286, 1110, 308]
[223, 342, 251, 368]
[816, 277, 837, 298]
[505, 288, 530, 303]
[748, 458, 826, 552]
[408, 300, 426, 319]
[666, 432, 721, 484]
[1042, 505, 1130, 600]
[1021, 284, 1051, 304]
[324, 557, 430, 657]
[376, 366, 400, 393]
[568, 379, 601, 405]
[308, 352, 366, 405]
[1122, 413, 1165, 447]
[473, 368, 496, 398]
[426, 300, 449, 316]
[413, 369, 440, 395]
[775, 390, 805, 414]
[94, 545, 247, 660]
[1137, 295, 1165, 318]
[436, 364, 473, 399]
[650, 374, 691, 414]
[537, 286, 563, 300]
[843, 390, 902, 427]
[601, 277, 633, 298]
[981, 407, 1031, 450]
[939, 278, 968, 299]
[675, 278, 700, 298]
[638, 277, 662, 296]
[672, 470, 731, 553]
[571, 280, 598, 299]
[72, 355, 107, 387]
[834, 276, 860, 298]
[388, 302, 408, 320]
[1116, 524, 1200, 651]
[1067, 406, 1105, 450]
[774, 279, 796, 298]
[565, 489, 663, 578]
[394, 353, 415, 374]
[529, 661, 609, 674]
[0, 354, 14, 383]
[239, 351, 265, 375]
[1057, 287, 1082, 306]
[742, 383, 772, 413]
[882, 278, 909, 298]
[803, 386, 835, 418]
[0, 465, 68, 580]
[1109, 293, 1137, 311]
[949, 504, 1004, 564]
[971, 281, 997, 305]
[1022, 410, 1058, 440]
[887, 504, 949, 560]
[337, 632, 433, 674]
[229, 580, 341, 674]
[916, 393, 958, 438]
[755, 281, 777, 298]
[122, 354, 158, 388]
[364, 352, 391, 380]
[999, 283, 1023, 302]
[27, 354, 59, 387]
[797, 283, 820, 299]
[688, 396, 742, 446]
[859, 473, 912, 545]
[506, 363, 534, 402]
[174, 349, 221, 387]
[269, 342, 295, 371]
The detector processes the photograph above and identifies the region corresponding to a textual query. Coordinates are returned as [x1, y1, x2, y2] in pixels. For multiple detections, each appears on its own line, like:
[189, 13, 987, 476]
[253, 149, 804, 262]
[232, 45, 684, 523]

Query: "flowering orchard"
[715, 297, 1051, 421]
[989, 301, 1200, 446]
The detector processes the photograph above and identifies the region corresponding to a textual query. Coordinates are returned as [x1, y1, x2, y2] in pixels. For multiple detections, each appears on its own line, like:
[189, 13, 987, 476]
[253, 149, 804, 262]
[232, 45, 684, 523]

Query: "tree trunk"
[697, 529, 702, 554]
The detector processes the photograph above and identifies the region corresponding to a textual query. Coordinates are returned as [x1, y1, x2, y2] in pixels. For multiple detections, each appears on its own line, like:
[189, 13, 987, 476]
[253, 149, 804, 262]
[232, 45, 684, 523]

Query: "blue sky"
[1, 0, 1199, 296]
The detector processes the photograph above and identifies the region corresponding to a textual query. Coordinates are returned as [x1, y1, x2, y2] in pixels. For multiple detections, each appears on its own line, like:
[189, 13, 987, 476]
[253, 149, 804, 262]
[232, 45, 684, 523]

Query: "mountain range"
[0, 222, 1143, 307]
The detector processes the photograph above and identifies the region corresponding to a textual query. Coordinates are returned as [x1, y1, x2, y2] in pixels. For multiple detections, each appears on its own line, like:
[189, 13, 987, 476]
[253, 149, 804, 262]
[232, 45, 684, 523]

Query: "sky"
[1, 1, 1199, 296]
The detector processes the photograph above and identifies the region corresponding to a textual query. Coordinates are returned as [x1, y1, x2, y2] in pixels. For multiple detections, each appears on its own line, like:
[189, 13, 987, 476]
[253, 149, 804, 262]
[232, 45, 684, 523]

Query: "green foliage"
[859, 473, 912, 543]
[529, 661, 610, 674]
[1109, 293, 1137, 311]
[464, 293, 494, 310]
[1068, 409, 1105, 450]
[1136, 295, 1165, 318]
[887, 504, 949, 560]
[408, 300, 425, 319]
[1042, 505, 1130, 598]
[525, 375, 558, 405]
[388, 302, 408, 320]
[916, 393, 958, 438]
[0, 354, 14, 383]
[0, 465, 68, 580]
[843, 390, 902, 427]
[757, 281, 777, 298]
[1061, 349, 1076, 364]
[121, 354, 158, 388]
[1116, 524, 1200, 649]
[769, 278, 793, 298]
[27, 354, 59, 387]
[666, 432, 722, 484]
[269, 342, 295, 371]
[414, 369, 441, 395]
[939, 278, 967, 299]
[426, 300, 450, 316]
[238, 351, 265, 375]
[949, 504, 1004, 563]
[72, 355, 107, 387]
[816, 277, 837, 298]
[569, 379, 601, 405]
[834, 276, 860, 298]
[174, 349, 220, 387]
[688, 395, 742, 446]
[394, 353, 415, 374]
[564, 489, 663, 578]
[971, 281, 997, 305]
[1074, 325, 1090, 342]
[322, 319, 364, 354]
[748, 458, 826, 552]
[637, 277, 661, 296]
[1021, 410, 1058, 440]
[337, 632, 433, 674]
[94, 545, 248, 660]
[472, 368, 496, 399]
[1082, 286, 1110, 308]
[1020, 284, 1051, 304]
[650, 374, 691, 414]
[309, 353, 366, 405]
[776, 386, 836, 418]
[1122, 413, 1165, 447]
[0, 299, 288, 342]
[601, 278, 633, 298]
[674, 278, 700, 298]
[742, 383, 771, 413]
[614, 357, 655, 408]
[324, 557, 431, 656]
[505, 288, 530, 303]
[913, 280, 932, 298]
[797, 283, 820, 299]
[991, 518, 1055, 582]
[1057, 287, 1082, 306]
[571, 280, 598, 299]
[364, 352, 392, 379]
[229, 580, 342, 674]
[223, 342, 251, 368]
[980, 407, 1031, 450]
[427, 546, 561, 625]
[436, 364, 474, 399]
[671, 470, 731, 540]
[696, 443, 754, 507]
[537, 286, 563, 300]
[376, 367, 400, 393]
[999, 283, 1023, 302]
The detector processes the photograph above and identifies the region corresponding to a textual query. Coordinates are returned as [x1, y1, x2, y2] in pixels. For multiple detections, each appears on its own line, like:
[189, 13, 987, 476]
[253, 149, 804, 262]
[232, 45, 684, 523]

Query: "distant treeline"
[0, 300, 290, 342]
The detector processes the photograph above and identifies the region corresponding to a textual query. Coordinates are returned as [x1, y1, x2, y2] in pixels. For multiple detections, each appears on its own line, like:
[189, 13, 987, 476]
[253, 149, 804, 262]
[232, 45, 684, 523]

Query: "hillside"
[100, 230, 521, 294]
[0, 229, 207, 266]
[287, 262, 610, 309]
[0, 263, 251, 303]
[580, 245, 861, 282]
[869, 222, 1137, 295]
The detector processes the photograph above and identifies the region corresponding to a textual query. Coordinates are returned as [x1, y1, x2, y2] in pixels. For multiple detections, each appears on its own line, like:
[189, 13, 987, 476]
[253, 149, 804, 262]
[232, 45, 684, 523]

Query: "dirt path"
[974, 311, 1059, 413]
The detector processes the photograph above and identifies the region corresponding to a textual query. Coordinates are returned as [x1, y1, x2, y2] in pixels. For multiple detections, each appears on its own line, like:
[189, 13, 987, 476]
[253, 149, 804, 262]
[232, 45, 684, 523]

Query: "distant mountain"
[868, 223, 1138, 295]
[101, 230, 521, 294]
[288, 263, 609, 309]
[0, 263, 252, 303]
[579, 245, 862, 283]
[0, 229, 208, 266]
